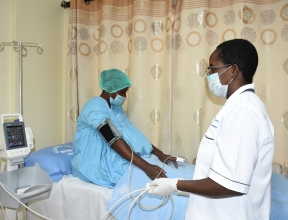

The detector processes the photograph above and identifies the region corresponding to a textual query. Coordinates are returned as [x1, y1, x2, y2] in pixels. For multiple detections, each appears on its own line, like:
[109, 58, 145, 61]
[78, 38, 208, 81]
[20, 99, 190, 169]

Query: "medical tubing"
[0, 200, 10, 220]
[127, 154, 175, 219]
[155, 156, 172, 179]
[104, 145, 168, 218]
[127, 143, 134, 195]
[127, 187, 154, 220]
[167, 195, 175, 220]
[129, 186, 169, 211]
[126, 154, 168, 210]
[102, 143, 137, 220]
[101, 188, 148, 220]
[0, 183, 53, 220]
[137, 194, 170, 211]
[127, 156, 172, 211]
[105, 197, 132, 220]
[107, 143, 174, 219]
[127, 188, 174, 220]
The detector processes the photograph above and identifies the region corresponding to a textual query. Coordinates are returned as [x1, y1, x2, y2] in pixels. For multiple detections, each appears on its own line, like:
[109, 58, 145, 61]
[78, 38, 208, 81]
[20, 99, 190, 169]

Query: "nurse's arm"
[111, 139, 167, 180]
[177, 178, 244, 197]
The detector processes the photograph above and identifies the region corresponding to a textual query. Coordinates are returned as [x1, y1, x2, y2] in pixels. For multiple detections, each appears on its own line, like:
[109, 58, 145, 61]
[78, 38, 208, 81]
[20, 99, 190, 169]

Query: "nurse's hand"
[144, 164, 167, 180]
[146, 178, 179, 196]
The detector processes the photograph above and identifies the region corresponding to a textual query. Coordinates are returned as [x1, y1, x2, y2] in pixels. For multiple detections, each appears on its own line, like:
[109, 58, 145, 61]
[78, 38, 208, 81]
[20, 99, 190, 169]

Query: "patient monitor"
[0, 114, 52, 220]
[1, 114, 34, 166]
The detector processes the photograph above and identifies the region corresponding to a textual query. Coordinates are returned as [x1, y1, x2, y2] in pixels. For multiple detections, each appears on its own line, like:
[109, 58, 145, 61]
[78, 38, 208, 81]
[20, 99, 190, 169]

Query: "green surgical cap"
[100, 69, 132, 93]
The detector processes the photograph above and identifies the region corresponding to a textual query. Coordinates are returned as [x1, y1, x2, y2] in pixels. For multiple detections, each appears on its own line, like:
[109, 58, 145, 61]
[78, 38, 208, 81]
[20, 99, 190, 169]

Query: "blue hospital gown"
[71, 96, 153, 188]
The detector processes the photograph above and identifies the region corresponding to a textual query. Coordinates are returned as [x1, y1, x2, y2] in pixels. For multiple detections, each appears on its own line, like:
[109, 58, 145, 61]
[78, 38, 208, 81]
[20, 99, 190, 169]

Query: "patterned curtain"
[66, 0, 288, 164]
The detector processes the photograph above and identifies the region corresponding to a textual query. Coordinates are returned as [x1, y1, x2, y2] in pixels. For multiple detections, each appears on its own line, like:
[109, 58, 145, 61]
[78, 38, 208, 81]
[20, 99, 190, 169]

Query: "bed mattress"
[23, 174, 113, 220]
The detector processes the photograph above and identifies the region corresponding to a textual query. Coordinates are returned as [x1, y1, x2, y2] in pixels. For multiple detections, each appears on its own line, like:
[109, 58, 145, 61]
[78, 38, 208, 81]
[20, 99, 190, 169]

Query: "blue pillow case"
[24, 142, 73, 182]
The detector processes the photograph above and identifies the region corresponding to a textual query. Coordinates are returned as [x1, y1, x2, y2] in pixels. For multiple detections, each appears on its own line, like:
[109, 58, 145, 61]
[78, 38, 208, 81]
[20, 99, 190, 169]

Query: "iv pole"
[0, 41, 43, 220]
[0, 41, 43, 115]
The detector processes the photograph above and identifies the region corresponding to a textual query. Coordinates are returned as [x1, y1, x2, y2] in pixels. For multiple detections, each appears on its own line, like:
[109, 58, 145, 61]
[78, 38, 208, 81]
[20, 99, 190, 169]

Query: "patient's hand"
[144, 163, 167, 180]
[157, 152, 178, 169]
[151, 145, 178, 169]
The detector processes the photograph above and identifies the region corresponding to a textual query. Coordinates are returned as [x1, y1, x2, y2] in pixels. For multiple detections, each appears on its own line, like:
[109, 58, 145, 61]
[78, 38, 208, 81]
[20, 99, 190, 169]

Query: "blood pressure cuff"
[97, 119, 122, 146]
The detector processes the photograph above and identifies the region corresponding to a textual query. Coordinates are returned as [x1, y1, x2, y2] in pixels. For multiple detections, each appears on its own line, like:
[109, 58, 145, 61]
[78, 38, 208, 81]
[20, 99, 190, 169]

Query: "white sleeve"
[208, 103, 260, 194]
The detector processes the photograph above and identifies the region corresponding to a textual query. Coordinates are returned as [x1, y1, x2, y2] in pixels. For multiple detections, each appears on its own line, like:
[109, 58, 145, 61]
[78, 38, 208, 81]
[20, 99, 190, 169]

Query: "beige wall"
[0, 0, 68, 219]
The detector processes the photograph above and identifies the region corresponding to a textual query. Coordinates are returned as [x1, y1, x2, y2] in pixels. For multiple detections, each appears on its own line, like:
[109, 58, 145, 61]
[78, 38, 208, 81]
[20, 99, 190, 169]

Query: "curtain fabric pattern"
[66, 0, 288, 163]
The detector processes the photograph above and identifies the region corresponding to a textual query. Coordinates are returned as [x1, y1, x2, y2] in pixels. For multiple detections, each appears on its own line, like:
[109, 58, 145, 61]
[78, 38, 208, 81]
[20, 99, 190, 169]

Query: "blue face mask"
[110, 94, 126, 105]
[206, 66, 233, 98]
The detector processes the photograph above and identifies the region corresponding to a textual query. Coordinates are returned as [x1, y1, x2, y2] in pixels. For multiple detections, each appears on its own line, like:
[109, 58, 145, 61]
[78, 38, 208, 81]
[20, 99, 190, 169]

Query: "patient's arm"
[111, 139, 167, 179]
[177, 177, 244, 197]
[152, 145, 178, 168]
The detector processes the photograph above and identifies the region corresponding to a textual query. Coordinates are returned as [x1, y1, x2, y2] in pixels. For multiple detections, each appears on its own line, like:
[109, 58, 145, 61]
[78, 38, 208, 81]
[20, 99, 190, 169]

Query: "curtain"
[65, 0, 288, 164]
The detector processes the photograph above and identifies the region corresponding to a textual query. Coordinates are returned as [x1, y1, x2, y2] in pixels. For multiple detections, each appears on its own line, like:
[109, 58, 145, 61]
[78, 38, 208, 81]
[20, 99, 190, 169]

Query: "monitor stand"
[5, 160, 19, 220]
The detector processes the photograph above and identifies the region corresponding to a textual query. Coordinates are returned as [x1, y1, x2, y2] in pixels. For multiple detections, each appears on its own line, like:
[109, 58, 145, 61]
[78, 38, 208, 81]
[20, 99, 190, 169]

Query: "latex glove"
[146, 178, 179, 196]
[176, 190, 190, 197]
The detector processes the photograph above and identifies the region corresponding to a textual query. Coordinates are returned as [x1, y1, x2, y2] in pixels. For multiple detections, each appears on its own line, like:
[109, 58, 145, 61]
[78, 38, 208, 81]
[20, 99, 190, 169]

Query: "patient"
[71, 68, 177, 188]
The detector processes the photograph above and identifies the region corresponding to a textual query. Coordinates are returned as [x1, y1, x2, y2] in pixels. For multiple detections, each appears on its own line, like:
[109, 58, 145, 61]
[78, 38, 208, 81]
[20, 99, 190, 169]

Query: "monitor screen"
[3, 122, 27, 150]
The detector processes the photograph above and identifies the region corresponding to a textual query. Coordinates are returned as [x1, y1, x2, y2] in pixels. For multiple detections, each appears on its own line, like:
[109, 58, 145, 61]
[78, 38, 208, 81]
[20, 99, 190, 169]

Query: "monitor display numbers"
[7, 125, 25, 148]
[2, 119, 29, 158]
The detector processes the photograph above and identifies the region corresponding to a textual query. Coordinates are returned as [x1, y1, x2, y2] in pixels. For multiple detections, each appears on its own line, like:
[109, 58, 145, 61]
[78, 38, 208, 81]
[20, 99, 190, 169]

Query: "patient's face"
[111, 87, 129, 98]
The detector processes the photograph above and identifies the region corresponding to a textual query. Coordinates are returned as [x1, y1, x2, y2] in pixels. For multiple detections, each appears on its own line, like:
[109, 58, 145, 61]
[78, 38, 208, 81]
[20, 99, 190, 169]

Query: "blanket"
[107, 154, 194, 220]
[107, 156, 288, 220]
[270, 173, 288, 220]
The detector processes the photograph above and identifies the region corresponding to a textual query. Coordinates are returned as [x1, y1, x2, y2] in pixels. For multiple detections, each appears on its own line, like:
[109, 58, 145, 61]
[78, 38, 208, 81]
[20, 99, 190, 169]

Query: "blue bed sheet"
[107, 154, 194, 220]
[270, 173, 288, 220]
[107, 155, 288, 220]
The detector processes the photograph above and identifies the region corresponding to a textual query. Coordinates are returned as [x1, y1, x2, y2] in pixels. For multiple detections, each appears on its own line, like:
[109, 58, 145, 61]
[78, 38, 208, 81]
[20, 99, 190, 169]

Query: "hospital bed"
[23, 174, 113, 220]
[19, 142, 112, 220]
[20, 143, 288, 220]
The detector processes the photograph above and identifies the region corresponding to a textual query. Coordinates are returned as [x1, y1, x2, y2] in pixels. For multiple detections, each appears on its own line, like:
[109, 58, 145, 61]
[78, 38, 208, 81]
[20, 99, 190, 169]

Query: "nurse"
[147, 39, 274, 220]
[71, 68, 177, 188]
